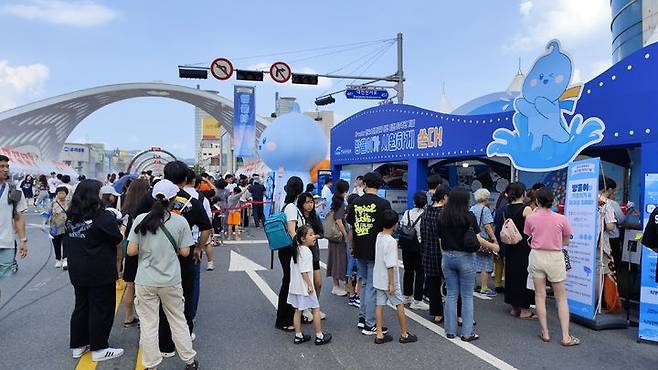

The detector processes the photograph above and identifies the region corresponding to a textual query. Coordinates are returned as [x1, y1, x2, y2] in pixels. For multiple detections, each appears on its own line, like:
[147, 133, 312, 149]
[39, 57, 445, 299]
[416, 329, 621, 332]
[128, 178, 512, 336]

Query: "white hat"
[100, 185, 120, 197]
[152, 179, 179, 200]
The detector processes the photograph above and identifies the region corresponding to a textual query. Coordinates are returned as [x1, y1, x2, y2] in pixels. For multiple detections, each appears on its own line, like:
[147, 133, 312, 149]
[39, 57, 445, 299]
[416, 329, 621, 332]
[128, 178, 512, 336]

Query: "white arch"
[0, 82, 270, 160]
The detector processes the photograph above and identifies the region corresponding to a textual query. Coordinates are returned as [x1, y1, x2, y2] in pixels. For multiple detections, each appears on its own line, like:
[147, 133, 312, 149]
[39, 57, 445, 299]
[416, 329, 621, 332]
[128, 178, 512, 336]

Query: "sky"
[0, 0, 614, 159]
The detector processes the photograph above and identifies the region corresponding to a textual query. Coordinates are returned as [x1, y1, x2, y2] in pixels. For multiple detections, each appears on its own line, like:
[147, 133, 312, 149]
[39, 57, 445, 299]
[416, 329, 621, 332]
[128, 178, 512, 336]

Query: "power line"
[231, 37, 394, 61]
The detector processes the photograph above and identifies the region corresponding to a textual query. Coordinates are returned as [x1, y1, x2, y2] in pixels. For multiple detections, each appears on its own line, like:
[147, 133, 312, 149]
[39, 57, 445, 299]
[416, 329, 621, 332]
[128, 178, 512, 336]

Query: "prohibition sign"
[269, 61, 291, 83]
[210, 58, 234, 80]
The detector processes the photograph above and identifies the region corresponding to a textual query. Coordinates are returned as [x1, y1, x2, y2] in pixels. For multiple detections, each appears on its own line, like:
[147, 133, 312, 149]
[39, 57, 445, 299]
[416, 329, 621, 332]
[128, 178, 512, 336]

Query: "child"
[287, 225, 332, 345]
[227, 187, 242, 239]
[373, 209, 418, 344]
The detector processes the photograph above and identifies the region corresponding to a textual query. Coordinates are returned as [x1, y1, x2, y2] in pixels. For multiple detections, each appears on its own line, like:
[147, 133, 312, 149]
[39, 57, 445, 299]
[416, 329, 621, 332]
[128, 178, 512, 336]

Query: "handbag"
[476, 207, 493, 254]
[322, 210, 343, 242]
[500, 207, 523, 245]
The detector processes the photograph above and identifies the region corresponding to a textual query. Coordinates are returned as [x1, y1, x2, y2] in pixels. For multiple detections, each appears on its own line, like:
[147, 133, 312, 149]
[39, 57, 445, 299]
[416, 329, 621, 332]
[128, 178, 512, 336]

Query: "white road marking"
[228, 251, 277, 307]
[223, 240, 268, 245]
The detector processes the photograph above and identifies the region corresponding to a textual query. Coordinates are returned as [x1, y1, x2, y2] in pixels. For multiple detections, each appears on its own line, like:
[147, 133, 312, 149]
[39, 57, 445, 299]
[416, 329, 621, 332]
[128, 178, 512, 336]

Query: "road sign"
[269, 61, 291, 83]
[210, 58, 234, 80]
[345, 85, 389, 100]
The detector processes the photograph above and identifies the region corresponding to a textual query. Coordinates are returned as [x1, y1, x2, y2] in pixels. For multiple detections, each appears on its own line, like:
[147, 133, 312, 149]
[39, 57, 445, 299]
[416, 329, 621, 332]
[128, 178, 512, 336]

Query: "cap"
[152, 179, 179, 200]
[99, 185, 120, 197]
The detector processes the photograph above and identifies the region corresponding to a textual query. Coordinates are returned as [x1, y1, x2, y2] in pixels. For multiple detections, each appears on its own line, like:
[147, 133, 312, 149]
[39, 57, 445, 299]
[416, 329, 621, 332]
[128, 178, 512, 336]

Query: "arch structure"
[126, 148, 177, 173]
[0, 82, 270, 161]
[135, 157, 167, 174]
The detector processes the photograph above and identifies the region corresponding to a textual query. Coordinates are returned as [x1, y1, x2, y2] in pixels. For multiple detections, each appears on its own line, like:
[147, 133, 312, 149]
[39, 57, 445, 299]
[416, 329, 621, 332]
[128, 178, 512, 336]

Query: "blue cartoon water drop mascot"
[487, 40, 605, 171]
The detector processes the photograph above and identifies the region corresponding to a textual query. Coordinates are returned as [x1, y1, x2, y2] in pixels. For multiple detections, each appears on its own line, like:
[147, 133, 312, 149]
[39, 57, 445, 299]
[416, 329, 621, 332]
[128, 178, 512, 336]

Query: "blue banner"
[564, 157, 600, 319]
[639, 173, 658, 342]
[233, 86, 256, 157]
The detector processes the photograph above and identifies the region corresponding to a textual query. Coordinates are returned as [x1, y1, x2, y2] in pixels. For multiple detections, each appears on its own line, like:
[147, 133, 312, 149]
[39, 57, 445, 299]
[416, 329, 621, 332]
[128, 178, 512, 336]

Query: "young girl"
[227, 187, 242, 239]
[287, 225, 332, 345]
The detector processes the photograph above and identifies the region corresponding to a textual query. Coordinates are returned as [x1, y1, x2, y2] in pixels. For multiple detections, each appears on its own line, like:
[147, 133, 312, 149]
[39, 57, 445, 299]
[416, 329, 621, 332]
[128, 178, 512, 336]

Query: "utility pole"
[396, 32, 404, 104]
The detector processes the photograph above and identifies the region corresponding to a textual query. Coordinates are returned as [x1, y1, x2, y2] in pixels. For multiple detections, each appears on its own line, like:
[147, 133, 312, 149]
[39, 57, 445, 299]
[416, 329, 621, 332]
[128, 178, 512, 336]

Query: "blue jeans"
[191, 260, 201, 319]
[442, 250, 476, 337]
[357, 259, 376, 327]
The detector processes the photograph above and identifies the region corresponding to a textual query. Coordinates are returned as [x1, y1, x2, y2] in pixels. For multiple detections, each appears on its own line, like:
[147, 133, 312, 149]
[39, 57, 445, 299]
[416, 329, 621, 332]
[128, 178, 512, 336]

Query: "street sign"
[210, 58, 234, 80]
[269, 61, 291, 83]
[345, 85, 389, 100]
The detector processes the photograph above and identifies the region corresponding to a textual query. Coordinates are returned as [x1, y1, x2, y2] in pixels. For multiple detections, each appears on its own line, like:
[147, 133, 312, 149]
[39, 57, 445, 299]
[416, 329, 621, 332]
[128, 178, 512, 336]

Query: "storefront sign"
[233, 85, 256, 157]
[564, 157, 600, 319]
[63, 146, 85, 153]
[639, 173, 658, 342]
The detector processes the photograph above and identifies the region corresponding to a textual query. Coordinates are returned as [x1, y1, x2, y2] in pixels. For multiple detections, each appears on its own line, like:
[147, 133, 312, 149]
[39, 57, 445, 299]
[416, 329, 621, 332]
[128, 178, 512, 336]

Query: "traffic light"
[292, 73, 318, 85]
[315, 96, 335, 106]
[236, 70, 264, 81]
[178, 67, 208, 79]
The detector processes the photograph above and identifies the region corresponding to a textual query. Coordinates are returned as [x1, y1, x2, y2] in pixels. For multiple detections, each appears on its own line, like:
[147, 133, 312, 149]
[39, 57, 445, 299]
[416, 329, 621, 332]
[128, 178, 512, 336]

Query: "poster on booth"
[233, 86, 256, 157]
[639, 173, 658, 342]
[564, 157, 600, 319]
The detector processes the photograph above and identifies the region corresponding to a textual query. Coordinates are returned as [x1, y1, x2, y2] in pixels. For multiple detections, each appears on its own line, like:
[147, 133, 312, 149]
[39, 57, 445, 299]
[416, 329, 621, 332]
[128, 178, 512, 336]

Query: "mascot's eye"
[539, 73, 544, 80]
[262, 138, 267, 144]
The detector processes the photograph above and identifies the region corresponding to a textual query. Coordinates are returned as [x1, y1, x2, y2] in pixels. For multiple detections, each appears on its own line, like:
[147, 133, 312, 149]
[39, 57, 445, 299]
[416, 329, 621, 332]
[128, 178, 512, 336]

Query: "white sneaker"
[71, 345, 89, 359]
[206, 261, 215, 271]
[410, 300, 430, 310]
[331, 287, 348, 296]
[191, 332, 196, 342]
[319, 311, 327, 320]
[91, 347, 124, 362]
[62, 259, 68, 270]
[403, 295, 413, 305]
[55, 260, 62, 268]
[161, 351, 176, 358]
[302, 309, 314, 323]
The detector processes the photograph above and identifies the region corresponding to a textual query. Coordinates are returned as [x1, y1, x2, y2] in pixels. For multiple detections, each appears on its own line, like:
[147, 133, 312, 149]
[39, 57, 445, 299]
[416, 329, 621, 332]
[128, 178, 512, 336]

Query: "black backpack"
[399, 210, 422, 252]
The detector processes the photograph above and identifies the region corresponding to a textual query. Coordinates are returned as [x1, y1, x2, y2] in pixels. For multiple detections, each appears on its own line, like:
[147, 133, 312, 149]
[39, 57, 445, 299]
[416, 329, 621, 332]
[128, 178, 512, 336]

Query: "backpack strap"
[159, 224, 178, 252]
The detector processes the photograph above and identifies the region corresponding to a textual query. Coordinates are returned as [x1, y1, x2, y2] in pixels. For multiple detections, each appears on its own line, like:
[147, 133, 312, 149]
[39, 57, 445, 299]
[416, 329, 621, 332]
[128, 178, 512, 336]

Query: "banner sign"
[639, 173, 658, 342]
[233, 86, 256, 157]
[564, 157, 600, 319]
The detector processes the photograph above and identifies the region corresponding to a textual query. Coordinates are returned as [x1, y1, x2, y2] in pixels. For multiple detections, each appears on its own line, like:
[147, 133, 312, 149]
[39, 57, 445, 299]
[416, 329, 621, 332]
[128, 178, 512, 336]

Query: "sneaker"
[400, 333, 418, 343]
[357, 317, 366, 329]
[62, 259, 68, 270]
[314, 332, 332, 345]
[403, 295, 413, 305]
[361, 325, 388, 336]
[184, 360, 199, 370]
[482, 289, 497, 297]
[71, 345, 89, 359]
[161, 351, 176, 358]
[353, 296, 361, 307]
[206, 261, 215, 271]
[374, 333, 393, 344]
[294, 333, 311, 344]
[91, 347, 124, 362]
[319, 311, 327, 320]
[410, 300, 430, 311]
[302, 309, 314, 323]
[54, 260, 62, 268]
[331, 287, 347, 296]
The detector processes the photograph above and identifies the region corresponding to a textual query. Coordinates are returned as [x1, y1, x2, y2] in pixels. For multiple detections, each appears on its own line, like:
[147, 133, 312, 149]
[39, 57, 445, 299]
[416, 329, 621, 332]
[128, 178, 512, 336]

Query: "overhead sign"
[210, 58, 234, 81]
[564, 157, 600, 320]
[345, 85, 389, 100]
[269, 61, 291, 83]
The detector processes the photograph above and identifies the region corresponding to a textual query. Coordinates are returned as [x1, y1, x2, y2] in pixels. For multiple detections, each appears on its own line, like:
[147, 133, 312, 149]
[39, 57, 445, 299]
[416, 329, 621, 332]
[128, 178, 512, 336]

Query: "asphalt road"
[1, 214, 656, 370]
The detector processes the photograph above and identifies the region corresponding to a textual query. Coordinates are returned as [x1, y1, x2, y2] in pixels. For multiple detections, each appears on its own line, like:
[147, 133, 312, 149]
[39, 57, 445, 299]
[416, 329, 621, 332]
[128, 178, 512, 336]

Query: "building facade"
[611, 0, 658, 62]
[59, 143, 104, 179]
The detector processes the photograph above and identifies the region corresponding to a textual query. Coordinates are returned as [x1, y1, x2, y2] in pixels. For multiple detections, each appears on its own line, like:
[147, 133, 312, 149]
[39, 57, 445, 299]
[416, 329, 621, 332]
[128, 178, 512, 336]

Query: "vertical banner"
[233, 85, 256, 157]
[639, 173, 658, 342]
[564, 157, 600, 319]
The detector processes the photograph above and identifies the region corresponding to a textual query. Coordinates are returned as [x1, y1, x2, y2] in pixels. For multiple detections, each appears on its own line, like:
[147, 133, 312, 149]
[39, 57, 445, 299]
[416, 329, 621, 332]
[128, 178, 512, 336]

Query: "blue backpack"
[264, 203, 295, 250]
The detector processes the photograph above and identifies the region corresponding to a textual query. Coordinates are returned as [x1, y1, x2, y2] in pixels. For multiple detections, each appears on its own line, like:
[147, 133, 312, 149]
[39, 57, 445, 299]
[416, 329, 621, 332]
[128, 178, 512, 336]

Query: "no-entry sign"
[210, 58, 234, 80]
[269, 61, 291, 83]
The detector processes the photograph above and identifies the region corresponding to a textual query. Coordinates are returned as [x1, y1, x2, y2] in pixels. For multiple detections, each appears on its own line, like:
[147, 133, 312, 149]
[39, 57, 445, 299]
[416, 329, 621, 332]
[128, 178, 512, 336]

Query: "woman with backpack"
[275, 176, 305, 332]
[400, 191, 428, 310]
[500, 182, 536, 320]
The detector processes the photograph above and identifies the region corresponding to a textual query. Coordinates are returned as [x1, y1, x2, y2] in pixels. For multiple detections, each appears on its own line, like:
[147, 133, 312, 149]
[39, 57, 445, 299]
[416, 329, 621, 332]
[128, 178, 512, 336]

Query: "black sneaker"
[461, 333, 480, 342]
[446, 333, 456, 339]
[184, 360, 199, 370]
[399, 333, 418, 343]
[314, 332, 332, 345]
[357, 317, 366, 329]
[374, 334, 393, 344]
[294, 333, 311, 344]
[361, 325, 388, 336]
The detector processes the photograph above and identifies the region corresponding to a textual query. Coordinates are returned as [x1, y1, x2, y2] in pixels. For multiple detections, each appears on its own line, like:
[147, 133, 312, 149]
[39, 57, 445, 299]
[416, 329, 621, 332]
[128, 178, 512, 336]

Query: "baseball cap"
[100, 185, 120, 197]
[152, 179, 179, 200]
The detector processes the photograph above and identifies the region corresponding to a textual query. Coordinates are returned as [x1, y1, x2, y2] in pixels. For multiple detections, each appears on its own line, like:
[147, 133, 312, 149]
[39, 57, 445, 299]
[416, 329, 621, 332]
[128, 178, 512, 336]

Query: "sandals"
[561, 335, 581, 347]
[314, 332, 332, 345]
[538, 333, 550, 342]
[519, 313, 538, 320]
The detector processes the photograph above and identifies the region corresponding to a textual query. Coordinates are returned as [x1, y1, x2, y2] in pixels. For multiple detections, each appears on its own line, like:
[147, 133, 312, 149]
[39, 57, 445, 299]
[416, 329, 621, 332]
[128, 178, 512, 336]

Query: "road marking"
[75, 279, 126, 370]
[229, 251, 277, 307]
[223, 240, 268, 245]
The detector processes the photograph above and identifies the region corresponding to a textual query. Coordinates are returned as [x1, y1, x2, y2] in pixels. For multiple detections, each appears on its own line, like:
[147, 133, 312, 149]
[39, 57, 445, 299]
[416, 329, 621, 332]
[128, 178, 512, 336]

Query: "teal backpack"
[264, 203, 295, 250]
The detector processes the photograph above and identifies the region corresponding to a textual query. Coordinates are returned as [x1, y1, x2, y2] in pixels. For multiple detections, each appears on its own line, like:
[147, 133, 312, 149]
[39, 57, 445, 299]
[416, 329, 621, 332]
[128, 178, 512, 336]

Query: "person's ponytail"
[135, 195, 171, 235]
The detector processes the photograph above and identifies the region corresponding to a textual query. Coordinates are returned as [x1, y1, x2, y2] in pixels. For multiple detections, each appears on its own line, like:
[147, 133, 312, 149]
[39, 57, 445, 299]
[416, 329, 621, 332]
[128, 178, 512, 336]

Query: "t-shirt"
[289, 245, 314, 295]
[248, 183, 266, 202]
[345, 193, 392, 261]
[524, 208, 572, 251]
[128, 212, 195, 287]
[438, 212, 481, 252]
[607, 198, 625, 239]
[64, 210, 124, 286]
[470, 203, 494, 239]
[321, 185, 333, 201]
[47, 177, 59, 193]
[283, 202, 304, 227]
[0, 182, 28, 249]
[373, 233, 400, 290]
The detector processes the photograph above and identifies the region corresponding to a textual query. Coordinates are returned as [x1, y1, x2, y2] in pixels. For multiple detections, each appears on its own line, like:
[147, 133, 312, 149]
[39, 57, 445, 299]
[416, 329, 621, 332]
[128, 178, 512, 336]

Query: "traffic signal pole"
[396, 32, 404, 104]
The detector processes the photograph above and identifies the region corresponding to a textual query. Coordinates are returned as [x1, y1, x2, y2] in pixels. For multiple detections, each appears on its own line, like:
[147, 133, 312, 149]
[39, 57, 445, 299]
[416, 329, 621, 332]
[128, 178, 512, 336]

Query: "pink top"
[524, 208, 572, 251]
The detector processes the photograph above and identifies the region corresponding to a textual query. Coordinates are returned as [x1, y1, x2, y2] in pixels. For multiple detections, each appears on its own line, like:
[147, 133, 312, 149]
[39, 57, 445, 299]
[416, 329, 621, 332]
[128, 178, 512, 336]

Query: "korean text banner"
[564, 157, 600, 320]
[233, 86, 256, 157]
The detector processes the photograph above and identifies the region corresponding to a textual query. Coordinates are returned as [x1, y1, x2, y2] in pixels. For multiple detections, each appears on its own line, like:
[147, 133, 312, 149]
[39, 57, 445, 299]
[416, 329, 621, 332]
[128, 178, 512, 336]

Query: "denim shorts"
[376, 287, 404, 306]
[474, 252, 494, 273]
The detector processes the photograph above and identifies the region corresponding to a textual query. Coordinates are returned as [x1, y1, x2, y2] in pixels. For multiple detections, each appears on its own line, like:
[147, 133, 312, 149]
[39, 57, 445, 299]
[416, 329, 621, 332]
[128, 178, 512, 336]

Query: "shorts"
[313, 260, 320, 271]
[474, 252, 494, 273]
[228, 211, 241, 226]
[528, 249, 566, 283]
[376, 286, 404, 306]
[0, 248, 16, 279]
[287, 291, 320, 311]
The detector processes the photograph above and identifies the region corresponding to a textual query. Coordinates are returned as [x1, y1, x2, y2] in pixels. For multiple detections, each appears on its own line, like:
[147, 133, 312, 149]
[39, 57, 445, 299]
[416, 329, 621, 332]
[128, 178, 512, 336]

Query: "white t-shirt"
[400, 208, 424, 243]
[47, 177, 60, 193]
[0, 183, 28, 249]
[289, 245, 314, 295]
[373, 233, 400, 290]
[183, 187, 212, 241]
[352, 186, 364, 196]
[283, 202, 304, 227]
[321, 185, 333, 201]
